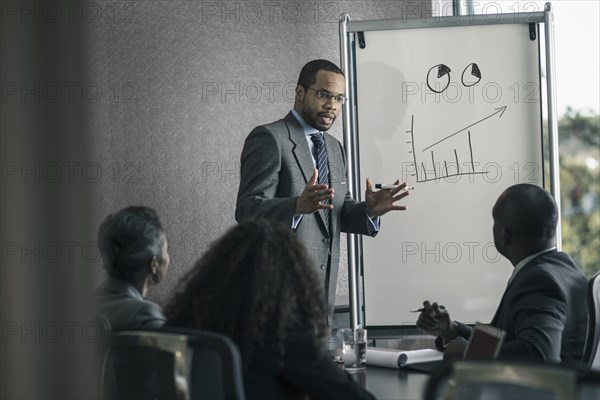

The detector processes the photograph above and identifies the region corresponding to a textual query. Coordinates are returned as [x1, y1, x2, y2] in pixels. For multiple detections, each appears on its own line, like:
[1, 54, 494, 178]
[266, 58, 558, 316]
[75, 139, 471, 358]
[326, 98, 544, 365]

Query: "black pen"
[375, 184, 415, 190]
[410, 305, 446, 312]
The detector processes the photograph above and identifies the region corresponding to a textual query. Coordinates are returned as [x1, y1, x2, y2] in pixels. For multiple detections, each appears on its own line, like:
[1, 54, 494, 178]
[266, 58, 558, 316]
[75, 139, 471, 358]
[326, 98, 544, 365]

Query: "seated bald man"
[417, 183, 588, 363]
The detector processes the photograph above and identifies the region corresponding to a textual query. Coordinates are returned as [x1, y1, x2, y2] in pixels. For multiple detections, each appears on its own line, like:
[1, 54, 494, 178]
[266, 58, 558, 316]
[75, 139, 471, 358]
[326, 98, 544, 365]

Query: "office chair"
[583, 271, 600, 370]
[424, 360, 600, 400]
[101, 328, 246, 400]
[424, 361, 578, 399]
[95, 313, 111, 332]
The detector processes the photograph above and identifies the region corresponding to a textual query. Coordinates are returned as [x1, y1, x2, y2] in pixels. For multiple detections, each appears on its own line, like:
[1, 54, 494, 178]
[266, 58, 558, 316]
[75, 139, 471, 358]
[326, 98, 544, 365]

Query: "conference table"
[332, 301, 435, 398]
[330, 348, 433, 399]
[357, 365, 431, 399]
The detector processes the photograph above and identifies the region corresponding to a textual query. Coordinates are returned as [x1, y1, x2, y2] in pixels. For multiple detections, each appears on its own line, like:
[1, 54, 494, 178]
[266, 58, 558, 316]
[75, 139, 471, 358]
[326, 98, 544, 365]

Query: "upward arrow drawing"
[422, 106, 508, 152]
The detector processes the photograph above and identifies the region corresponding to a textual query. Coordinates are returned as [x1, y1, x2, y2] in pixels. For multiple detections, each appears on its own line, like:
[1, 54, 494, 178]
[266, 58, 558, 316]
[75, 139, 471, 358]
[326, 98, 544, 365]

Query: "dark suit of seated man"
[417, 183, 588, 364]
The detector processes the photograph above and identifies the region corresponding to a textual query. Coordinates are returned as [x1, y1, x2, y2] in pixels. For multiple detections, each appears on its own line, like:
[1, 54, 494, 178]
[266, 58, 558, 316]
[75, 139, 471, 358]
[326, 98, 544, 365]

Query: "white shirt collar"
[507, 247, 556, 286]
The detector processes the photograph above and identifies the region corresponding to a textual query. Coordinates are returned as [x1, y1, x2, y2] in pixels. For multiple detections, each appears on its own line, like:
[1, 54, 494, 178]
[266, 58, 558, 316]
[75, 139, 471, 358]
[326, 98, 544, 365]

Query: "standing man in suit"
[416, 183, 588, 363]
[236, 59, 409, 317]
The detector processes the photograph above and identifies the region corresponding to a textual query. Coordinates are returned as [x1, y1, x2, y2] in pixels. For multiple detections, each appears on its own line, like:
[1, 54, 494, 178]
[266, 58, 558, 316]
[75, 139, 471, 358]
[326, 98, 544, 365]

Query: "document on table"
[366, 347, 443, 369]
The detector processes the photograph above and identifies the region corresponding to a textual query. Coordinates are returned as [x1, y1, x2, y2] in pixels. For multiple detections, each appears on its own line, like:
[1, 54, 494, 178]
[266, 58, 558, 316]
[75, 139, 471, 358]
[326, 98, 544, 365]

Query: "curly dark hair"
[164, 219, 328, 363]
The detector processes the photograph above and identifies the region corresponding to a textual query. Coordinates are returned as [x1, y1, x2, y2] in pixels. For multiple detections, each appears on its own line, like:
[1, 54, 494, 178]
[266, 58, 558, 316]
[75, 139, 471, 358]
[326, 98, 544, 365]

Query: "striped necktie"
[310, 132, 330, 231]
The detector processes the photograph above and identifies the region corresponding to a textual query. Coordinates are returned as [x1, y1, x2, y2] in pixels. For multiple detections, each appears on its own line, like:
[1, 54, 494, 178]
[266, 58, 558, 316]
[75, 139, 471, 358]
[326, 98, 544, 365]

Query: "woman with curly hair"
[165, 219, 374, 399]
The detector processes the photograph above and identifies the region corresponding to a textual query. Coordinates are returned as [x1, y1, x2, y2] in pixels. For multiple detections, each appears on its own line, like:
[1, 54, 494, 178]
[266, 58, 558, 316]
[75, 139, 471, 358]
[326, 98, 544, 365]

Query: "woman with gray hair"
[96, 206, 170, 330]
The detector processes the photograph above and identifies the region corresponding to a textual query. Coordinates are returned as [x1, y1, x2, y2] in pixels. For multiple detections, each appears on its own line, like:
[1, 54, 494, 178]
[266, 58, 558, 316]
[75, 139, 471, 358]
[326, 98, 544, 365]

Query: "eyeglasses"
[303, 86, 347, 105]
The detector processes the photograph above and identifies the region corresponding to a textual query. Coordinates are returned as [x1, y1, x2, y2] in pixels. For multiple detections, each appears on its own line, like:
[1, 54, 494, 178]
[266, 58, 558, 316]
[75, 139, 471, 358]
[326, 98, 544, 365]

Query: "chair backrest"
[424, 361, 578, 400]
[95, 313, 112, 332]
[101, 328, 245, 400]
[583, 271, 600, 370]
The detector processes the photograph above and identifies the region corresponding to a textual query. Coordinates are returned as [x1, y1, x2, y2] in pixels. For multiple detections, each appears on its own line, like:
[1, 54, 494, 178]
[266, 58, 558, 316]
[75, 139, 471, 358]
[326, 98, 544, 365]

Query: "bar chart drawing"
[406, 106, 507, 183]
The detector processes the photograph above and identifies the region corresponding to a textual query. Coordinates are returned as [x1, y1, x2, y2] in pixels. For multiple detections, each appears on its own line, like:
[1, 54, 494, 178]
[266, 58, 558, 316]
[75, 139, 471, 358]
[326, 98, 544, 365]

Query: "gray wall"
[2, 1, 438, 396]
[85, 0, 434, 305]
[0, 0, 440, 398]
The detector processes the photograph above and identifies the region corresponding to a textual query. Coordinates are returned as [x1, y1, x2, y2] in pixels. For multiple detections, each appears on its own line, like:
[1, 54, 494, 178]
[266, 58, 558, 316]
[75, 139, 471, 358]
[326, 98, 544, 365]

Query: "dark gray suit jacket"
[452, 250, 588, 363]
[96, 277, 166, 331]
[491, 250, 588, 363]
[235, 112, 375, 312]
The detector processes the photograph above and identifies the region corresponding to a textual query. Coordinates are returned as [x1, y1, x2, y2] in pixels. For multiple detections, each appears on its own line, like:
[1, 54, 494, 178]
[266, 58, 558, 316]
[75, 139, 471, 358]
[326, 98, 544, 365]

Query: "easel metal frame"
[339, 3, 560, 331]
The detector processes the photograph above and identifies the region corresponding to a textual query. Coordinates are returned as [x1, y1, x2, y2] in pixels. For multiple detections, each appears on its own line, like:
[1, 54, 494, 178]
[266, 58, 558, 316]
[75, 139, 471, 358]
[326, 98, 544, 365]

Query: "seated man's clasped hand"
[416, 301, 467, 361]
[416, 301, 453, 341]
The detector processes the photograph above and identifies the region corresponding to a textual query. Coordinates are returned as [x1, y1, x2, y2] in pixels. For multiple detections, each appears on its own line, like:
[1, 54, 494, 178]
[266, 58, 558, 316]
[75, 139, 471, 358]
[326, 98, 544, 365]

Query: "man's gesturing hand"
[295, 169, 335, 215]
[365, 178, 409, 217]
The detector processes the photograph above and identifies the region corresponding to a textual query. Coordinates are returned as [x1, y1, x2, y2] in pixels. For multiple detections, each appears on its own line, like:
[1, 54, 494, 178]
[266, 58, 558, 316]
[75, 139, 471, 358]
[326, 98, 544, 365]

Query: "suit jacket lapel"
[285, 112, 314, 185]
[491, 252, 552, 325]
[285, 112, 330, 235]
[490, 293, 505, 326]
[491, 281, 512, 325]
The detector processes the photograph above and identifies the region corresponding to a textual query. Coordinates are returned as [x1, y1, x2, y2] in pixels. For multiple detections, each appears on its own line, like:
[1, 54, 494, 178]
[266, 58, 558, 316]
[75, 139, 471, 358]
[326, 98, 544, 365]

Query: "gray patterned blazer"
[236, 112, 375, 313]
